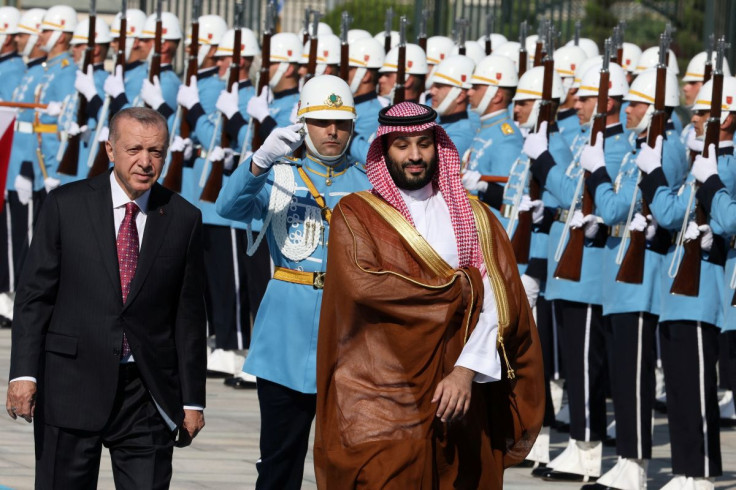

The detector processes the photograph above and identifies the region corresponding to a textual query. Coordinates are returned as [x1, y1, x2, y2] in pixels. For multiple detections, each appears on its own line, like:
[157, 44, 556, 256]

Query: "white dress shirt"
[399, 183, 502, 383]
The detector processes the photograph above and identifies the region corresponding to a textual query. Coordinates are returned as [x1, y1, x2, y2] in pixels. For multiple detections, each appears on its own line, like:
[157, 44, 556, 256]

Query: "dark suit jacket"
[9, 172, 207, 431]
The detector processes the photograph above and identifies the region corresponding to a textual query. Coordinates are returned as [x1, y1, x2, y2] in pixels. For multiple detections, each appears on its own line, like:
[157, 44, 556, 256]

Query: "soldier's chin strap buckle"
[313, 272, 326, 289]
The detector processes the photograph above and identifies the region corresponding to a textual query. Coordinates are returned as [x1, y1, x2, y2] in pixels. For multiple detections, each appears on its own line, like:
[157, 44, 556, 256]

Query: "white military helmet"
[111, 9, 146, 61]
[430, 55, 474, 115]
[40, 5, 77, 52]
[513, 65, 565, 129]
[141, 12, 182, 41]
[555, 44, 588, 95]
[374, 30, 399, 50]
[565, 38, 599, 58]
[451, 40, 484, 65]
[380, 43, 428, 75]
[625, 67, 680, 134]
[682, 51, 732, 82]
[620, 42, 642, 73]
[425, 36, 455, 89]
[17, 8, 45, 57]
[470, 54, 519, 115]
[692, 76, 736, 123]
[635, 46, 679, 74]
[300, 33, 341, 76]
[214, 28, 260, 58]
[298, 74, 356, 161]
[477, 33, 508, 49]
[347, 29, 371, 43]
[572, 55, 604, 88]
[269, 32, 302, 88]
[71, 17, 112, 46]
[576, 62, 629, 98]
[347, 37, 384, 94]
[492, 41, 521, 72]
[0, 7, 20, 49]
[187, 15, 227, 67]
[302, 21, 333, 38]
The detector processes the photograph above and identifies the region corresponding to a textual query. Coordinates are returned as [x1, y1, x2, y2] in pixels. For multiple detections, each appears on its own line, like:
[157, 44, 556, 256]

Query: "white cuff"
[9, 376, 37, 383]
[183, 405, 204, 411]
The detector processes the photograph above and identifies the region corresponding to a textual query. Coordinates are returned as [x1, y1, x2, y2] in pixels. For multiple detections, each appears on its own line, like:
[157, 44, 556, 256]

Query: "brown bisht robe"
[314, 192, 545, 489]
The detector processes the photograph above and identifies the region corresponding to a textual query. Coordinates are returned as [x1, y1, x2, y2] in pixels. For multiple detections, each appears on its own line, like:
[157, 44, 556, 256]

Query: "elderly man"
[6, 107, 207, 488]
[314, 102, 544, 488]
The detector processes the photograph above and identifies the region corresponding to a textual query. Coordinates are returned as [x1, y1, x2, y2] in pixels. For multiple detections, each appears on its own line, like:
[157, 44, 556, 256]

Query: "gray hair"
[109, 107, 169, 148]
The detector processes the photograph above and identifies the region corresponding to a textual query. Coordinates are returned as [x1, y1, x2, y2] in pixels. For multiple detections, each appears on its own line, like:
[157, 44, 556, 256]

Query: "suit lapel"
[124, 184, 172, 308]
[86, 173, 123, 302]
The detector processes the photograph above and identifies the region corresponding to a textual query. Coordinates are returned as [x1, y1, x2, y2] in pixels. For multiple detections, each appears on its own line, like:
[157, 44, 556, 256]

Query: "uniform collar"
[480, 109, 509, 124]
[45, 52, 72, 67]
[93, 62, 105, 71]
[27, 56, 46, 68]
[303, 154, 351, 174]
[604, 123, 624, 137]
[718, 141, 734, 156]
[439, 111, 469, 124]
[238, 79, 252, 88]
[126, 60, 144, 71]
[0, 52, 20, 62]
[354, 91, 378, 104]
[197, 66, 218, 80]
[665, 120, 675, 131]
[548, 121, 560, 133]
[160, 64, 173, 72]
[274, 86, 299, 99]
[557, 108, 577, 120]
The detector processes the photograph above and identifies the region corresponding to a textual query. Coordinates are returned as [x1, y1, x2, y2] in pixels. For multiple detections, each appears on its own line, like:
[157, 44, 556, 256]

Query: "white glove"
[141, 76, 165, 109]
[170, 136, 193, 160]
[104, 65, 125, 98]
[522, 121, 548, 159]
[691, 144, 718, 183]
[44, 177, 60, 193]
[684, 221, 714, 252]
[686, 126, 704, 153]
[216, 84, 239, 119]
[461, 170, 488, 193]
[289, 101, 299, 124]
[177, 75, 200, 110]
[98, 126, 109, 142]
[41, 101, 63, 117]
[208, 146, 225, 162]
[635, 135, 663, 174]
[247, 86, 272, 123]
[67, 122, 89, 138]
[629, 212, 658, 241]
[580, 133, 605, 173]
[418, 91, 428, 105]
[520, 274, 541, 309]
[252, 123, 305, 170]
[570, 210, 599, 239]
[75, 65, 97, 101]
[518, 194, 544, 224]
[14, 175, 32, 205]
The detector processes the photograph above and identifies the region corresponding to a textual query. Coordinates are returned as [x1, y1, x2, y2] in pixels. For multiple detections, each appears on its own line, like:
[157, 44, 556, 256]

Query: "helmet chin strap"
[435, 86, 461, 116]
[22, 35, 38, 57]
[472, 85, 498, 116]
[303, 121, 354, 163]
[41, 30, 62, 53]
[349, 67, 366, 94]
[425, 65, 437, 90]
[315, 64, 327, 76]
[196, 44, 209, 68]
[520, 99, 542, 129]
[631, 104, 654, 135]
[269, 62, 288, 88]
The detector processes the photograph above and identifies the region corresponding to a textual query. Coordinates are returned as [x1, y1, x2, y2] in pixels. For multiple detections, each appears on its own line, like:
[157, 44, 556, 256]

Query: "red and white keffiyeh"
[366, 102, 483, 270]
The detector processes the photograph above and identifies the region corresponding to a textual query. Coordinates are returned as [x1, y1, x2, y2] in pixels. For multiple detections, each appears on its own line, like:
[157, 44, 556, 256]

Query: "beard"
[385, 153, 439, 191]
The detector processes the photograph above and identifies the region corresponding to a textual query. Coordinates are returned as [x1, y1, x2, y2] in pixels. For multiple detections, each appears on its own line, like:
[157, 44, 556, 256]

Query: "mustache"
[401, 160, 429, 169]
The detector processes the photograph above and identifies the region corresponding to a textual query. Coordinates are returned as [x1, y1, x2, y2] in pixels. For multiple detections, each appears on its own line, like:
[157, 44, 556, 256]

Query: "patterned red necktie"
[117, 201, 140, 358]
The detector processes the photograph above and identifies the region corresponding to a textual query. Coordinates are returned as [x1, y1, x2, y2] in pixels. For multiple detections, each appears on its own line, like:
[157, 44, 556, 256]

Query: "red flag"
[0, 108, 17, 210]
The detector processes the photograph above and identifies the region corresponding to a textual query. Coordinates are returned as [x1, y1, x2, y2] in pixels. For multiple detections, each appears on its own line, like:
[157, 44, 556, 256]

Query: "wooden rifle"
[302, 6, 311, 45]
[251, 0, 273, 153]
[58, 0, 96, 176]
[417, 8, 428, 53]
[518, 21, 528, 78]
[88, 0, 126, 178]
[510, 25, 553, 264]
[616, 22, 625, 64]
[610, 26, 621, 63]
[704, 34, 715, 83]
[305, 10, 320, 82]
[554, 39, 611, 281]
[393, 16, 407, 104]
[200, 4, 243, 203]
[339, 11, 350, 82]
[533, 20, 545, 67]
[484, 12, 494, 56]
[670, 37, 726, 296]
[383, 7, 394, 54]
[162, 0, 200, 193]
[146, 0, 163, 107]
[616, 32, 670, 284]
[456, 18, 469, 56]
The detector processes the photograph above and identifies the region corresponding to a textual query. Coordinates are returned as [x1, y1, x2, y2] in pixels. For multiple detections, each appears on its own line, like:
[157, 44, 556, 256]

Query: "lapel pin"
[159, 208, 165, 216]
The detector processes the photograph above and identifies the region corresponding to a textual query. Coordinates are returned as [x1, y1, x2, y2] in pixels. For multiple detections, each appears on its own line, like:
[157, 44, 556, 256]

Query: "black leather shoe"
[530, 465, 549, 478]
[581, 484, 614, 490]
[541, 469, 597, 482]
[225, 376, 257, 389]
[515, 460, 536, 468]
[603, 436, 616, 447]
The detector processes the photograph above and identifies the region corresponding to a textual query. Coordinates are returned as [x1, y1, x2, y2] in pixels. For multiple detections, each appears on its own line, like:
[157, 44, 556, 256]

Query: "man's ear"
[105, 140, 114, 162]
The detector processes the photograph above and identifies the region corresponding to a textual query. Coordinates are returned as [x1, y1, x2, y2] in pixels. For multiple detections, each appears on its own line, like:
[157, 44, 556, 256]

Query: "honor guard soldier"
[428, 55, 476, 158]
[635, 45, 684, 134]
[139, 12, 183, 127]
[0, 7, 26, 101]
[620, 42, 642, 84]
[345, 37, 386, 163]
[215, 75, 370, 489]
[378, 43, 428, 104]
[103, 9, 147, 116]
[681, 51, 731, 148]
[64, 17, 112, 184]
[633, 72, 726, 490]
[554, 45, 588, 146]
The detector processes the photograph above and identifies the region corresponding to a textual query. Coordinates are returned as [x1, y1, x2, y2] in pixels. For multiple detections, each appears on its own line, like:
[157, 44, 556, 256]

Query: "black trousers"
[555, 299, 607, 442]
[718, 330, 736, 392]
[35, 364, 175, 489]
[0, 190, 43, 293]
[203, 225, 269, 350]
[255, 378, 316, 490]
[604, 312, 658, 459]
[660, 321, 721, 477]
[536, 296, 559, 427]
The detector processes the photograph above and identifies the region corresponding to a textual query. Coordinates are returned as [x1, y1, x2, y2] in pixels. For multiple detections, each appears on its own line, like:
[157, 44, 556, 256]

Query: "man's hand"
[175, 409, 204, 448]
[432, 366, 474, 423]
[580, 133, 605, 173]
[75, 65, 98, 102]
[141, 76, 166, 110]
[246, 86, 272, 123]
[216, 84, 239, 119]
[177, 76, 200, 110]
[518, 194, 544, 224]
[691, 145, 718, 184]
[461, 170, 488, 193]
[251, 123, 304, 173]
[6, 380, 36, 423]
[522, 121, 548, 159]
[635, 135, 663, 174]
[104, 65, 125, 98]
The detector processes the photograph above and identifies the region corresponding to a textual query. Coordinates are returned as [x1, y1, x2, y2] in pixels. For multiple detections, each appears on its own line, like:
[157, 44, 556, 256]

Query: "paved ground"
[1, 328, 735, 489]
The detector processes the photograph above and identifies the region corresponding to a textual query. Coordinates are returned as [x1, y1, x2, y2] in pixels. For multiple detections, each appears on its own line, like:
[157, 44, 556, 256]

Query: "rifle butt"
[553, 229, 584, 281]
[510, 211, 532, 264]
[162, 152, 184, 193]
[615, 231, 646, 284]
[669, 241, 701, 297]
[57, 134, 81, 176]
[200, 160, 224, 203]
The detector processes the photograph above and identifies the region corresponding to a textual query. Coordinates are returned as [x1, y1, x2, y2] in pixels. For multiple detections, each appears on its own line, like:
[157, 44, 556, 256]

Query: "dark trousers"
[203, 225, 269, 350]
[718, 330, 736, 392]
[0, 190, 42, 293]
[35, 364, 175, 489]
[605, 312, 658, 459]
[555, 299, 607, 442]
[536, 296, 559, 426]
[660, 321, 722, 477]
[255, 378, 316, 490]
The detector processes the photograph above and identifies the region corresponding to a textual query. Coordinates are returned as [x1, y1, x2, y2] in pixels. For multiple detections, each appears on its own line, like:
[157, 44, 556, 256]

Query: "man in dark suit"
[5, 107, 207, 489]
